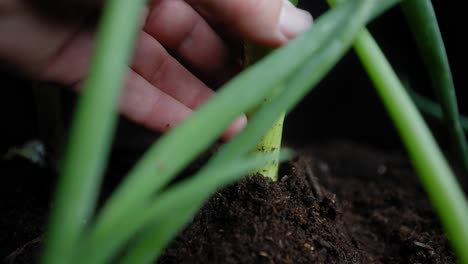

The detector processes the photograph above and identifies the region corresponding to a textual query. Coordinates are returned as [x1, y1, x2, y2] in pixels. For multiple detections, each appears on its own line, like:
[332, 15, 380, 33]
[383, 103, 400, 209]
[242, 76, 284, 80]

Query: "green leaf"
[352, 27, 468, 264]
[41, 0, 146, 263]
[401, 0, 468, 172]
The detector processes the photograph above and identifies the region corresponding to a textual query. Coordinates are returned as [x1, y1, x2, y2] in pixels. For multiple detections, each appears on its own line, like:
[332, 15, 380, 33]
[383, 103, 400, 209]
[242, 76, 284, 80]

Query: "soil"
[0, 141, 456, 263]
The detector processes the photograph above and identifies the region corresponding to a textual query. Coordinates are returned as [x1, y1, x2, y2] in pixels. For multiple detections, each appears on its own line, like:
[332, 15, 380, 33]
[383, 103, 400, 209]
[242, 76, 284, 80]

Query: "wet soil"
[0, 141, 456, 263]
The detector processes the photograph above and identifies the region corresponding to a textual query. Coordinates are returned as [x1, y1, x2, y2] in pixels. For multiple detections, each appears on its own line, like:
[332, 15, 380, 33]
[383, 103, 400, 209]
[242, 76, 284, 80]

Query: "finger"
[120, 70, 247, 139]
[144, 0, 230, 78]
[40, 29, 94, 85]
[120, 69, 191, 132]
[130, 32, 247, 139]
[131, 31, 215, 109]
[42, 29, 215, 110]
[0, 0, 86, 75]
[41, 30, 246, 139]
[187, 0, 312, 47]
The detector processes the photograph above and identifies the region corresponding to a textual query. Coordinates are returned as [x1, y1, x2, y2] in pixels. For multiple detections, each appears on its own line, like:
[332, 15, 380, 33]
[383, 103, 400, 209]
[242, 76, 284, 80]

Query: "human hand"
[0, 0, 312, 139]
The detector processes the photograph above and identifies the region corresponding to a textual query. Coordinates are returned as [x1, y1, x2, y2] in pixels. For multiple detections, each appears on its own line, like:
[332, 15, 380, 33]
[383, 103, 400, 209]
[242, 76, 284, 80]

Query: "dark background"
[285, 1, 466, 150]
[0, 1, 465, 155]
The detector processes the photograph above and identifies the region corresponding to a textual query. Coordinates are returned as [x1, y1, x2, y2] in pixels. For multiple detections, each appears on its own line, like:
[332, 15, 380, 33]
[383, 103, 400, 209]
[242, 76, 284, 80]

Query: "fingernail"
[278, 0, 313, 41]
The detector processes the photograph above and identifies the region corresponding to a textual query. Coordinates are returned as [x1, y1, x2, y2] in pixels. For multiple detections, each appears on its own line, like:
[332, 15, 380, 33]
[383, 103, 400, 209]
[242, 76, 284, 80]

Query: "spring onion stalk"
[246, 50, 285, 182]
[40, 0, 147, 263]
[352, 28, 468, 264]
[328, 2, 468, 262]
[253, 112, 285, 180]
[248, 0, 301, 181]
[401, 0, 468, 172]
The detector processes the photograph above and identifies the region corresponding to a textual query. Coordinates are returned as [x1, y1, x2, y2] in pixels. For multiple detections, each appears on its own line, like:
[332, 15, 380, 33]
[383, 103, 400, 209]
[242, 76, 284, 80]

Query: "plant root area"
[0, 141, 456, 263]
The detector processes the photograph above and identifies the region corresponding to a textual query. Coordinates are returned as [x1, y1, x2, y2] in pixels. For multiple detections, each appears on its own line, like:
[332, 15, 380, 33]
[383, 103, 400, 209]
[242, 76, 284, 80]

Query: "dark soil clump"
[159, 142, 455, 263]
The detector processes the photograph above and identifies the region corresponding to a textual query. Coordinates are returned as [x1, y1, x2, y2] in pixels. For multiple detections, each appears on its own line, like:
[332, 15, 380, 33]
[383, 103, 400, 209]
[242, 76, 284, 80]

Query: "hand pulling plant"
[40, 0, 468, 263]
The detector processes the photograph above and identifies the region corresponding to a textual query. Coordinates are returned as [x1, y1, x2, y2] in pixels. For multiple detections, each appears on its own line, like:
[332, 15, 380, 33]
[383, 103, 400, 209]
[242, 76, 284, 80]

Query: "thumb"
[187, 0, 312, 47]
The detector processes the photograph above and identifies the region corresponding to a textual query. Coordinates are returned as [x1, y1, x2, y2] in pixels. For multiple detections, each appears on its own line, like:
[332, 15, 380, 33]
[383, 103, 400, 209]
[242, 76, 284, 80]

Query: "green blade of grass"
[401, 0, 468, 172]
[40, 0, 146, 263]
[352, 28, 468, 264]
[84, 0, 364, 249]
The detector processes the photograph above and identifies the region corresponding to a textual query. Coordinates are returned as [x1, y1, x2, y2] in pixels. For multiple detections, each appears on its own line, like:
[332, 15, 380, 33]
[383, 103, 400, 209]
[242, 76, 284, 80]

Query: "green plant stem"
[253, 113, 284, 180]
[353, 29, 468, 264]
[40, 0, 146, 263]
[249, 0, 296, 181]
[401, 0, 468, 173]
[247, 45, 284, 181]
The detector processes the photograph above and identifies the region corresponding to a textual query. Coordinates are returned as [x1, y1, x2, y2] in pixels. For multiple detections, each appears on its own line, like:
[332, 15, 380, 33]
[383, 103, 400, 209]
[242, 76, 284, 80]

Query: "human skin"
[0, 0, 312, 139]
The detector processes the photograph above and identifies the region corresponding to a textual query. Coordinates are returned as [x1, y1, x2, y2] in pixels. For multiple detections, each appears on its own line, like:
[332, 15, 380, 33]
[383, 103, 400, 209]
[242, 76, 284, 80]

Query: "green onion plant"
[401, 0, 468, 172]
[40, 0, 468, 263]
